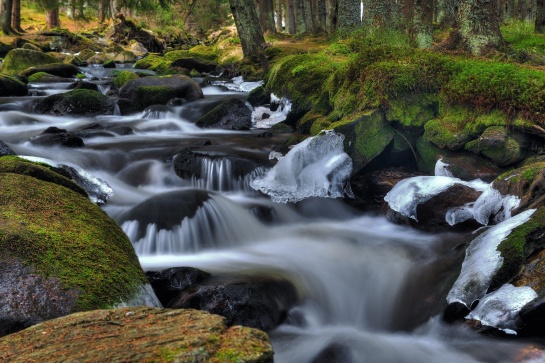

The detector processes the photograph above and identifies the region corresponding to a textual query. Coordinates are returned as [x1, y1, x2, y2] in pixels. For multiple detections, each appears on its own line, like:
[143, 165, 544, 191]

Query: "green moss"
[187, 45, 219, 62]
[28, 71, 53, 82]
[416, 136, 452, 174]
[113, 70, 140, 88]
[0, 173, 147, 311]
[134, 54, 171, 75]
[135, 86, 181, 108]
[385, 93, 439, 127]
[2, 49, 60, 76]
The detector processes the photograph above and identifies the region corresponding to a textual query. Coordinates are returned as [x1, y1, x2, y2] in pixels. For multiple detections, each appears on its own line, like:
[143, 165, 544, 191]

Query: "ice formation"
[210, 76, 263, 92]
[434, 159, 453, 177]
[250, 131, 353, 203]
[384, 176, 488, 221]
[20, 156, 114, 204]
[446, 209, 536, 309]
[252, 93, 293, 129]
[467, 284, 537, 334]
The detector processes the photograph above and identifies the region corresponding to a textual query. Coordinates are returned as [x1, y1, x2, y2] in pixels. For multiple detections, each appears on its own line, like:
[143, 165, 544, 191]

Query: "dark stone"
[68, 80, 100, 92]
[0, 140, 15, 156]
[439, 154, 505, 182]
[195, 98, 252, 130]
[30, 133, 85, 148]
[118, 75, 203, 114]
[170, 57, 217, 73]
[33, 89, 115, 117]
[20, 64, 80, 79]
[518, 296, 545, 336]
[247, 86, 270, 107]
[110, 19, 165, 53]
[443, 301, 470, 323]
[0, 75, 28, 97]
[102, 60, 116, 68]
[146, 267, 211, 305]
[43, 126, 67, 134]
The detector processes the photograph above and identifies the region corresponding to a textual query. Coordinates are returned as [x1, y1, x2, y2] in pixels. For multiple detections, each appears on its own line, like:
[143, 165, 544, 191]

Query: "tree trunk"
[0, 0, 15, 35]
[363, 0, 400, 28]
[46, 8, 61, 30]
[536, 0, 545, 32]
[311, 0, 326, 33]
[229, 0, 268, 66]
[295, 0, 308, 33]
[286, 0, 296, 33]
[11, 0, 23, 33]
[447, 0, 505, 55]
[505, 0, 515, 18]
[257, 0, 276, 34]
[413, 0, 434, 48]
[437, 0, 458, 28]
[98, 0, 106, 23]
[275, 0, 284, 32]
[337, 0, 361, 30]
[325, 0, 337, 33]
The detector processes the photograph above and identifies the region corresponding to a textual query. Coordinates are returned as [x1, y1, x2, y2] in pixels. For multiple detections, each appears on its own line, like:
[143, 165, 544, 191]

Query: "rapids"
[0, 68, 542, 363]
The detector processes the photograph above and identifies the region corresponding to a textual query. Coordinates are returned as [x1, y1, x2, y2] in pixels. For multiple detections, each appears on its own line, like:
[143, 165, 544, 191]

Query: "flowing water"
[0, 70, 542, 363]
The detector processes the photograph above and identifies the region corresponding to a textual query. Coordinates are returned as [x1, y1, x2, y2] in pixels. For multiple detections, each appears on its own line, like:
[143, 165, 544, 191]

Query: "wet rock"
[27, 72, 73, 83]
[102, 59, 116, 68]
[33, 89, 115, 117]
[519, 296, 545, 336]
[0, 307, 274, 363]
[247, 86, 270, 107]
[0, 41, 13, 57]
[0, 74, 27, 96]
[150, 267, 298, 332]
[0, 158, 156, 336]
[109, 19, 165, 53]
[130, 41, 148, 57]
[20, 63, 79, 79]
[492, 162, 545, 212]
[1, 49, 59, 75]
[170, 57, 217, 73]
[443, 301, 471, 323]
[118, 75, 203, 114]
[195, 98, 252, 130]
[68, 80, 100, 92]
[0, 140, 15, 156]
[465, 126, 528, 167]
[30, 127, 85, 148]
[439, 153, 505, 182]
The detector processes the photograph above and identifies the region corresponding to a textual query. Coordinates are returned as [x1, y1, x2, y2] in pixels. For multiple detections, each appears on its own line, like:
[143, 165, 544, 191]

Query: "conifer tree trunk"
[311, 0, 326, 33]
[413, 0, 434, 48]
[229, 0, 268, 63]
[275, 0, 284, 32]
[295, 0, 307, 33]
[536, 0, 545, 33]
[0, 0, 15, 35]
[257, 0, 276, 34]
[285, 0, 296, 33]
[338, 0, 361, 30]
[325, 0, 337, 34]
[46, 8, 61, 29]
[11, 0, 23, 33]
[446, 0, 505, 55]
[436, 0, 457, 28]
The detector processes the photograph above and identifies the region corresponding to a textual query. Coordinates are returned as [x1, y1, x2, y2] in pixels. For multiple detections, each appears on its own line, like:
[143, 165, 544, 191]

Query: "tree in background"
[257, 0, 275, 34]
[337, 0, 361, 31]
[536, 0, 545, 33]
[0, 0, 16, 34]
[229, 0, 267, 62]
[11, 0, 23, 32]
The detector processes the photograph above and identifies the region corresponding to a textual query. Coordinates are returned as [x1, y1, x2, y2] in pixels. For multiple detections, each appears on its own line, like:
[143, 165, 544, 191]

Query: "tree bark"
[275, 0, 283, 32]
[436, 0, 458, 28]
[11, 0, 23, 33]
[229, 0, 268, 65]
[338, 0, 361, 30]
[363, 0, 400, 28]
[0, 0, 15, 35]
[285, 0, 296, 33]
[325, 0, 337, 33]
[537, 0, 545, 33]
[446, 0, 505, 55]
[311, 0, 326, 33]
[46, 8, 61, 30]
[295, 0, 308, 33]
[413, 0, 434, 48]
[257, 0, 276, 34]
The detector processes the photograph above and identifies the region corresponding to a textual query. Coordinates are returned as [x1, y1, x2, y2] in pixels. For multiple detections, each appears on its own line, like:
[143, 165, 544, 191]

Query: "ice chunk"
[384, 176, 488, 221]
[210, 76, 263, 92]
[467, 284, 537, 334]
[252, 93, 292, 129]
[434, 159, 453, 177]
[20, 156, 114, 204]
[250, 131, 353, 203]
[446, 209, 536, 308]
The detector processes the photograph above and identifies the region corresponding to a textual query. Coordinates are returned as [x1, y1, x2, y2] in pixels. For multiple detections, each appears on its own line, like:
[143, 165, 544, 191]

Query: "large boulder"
[0, 156, 158, 337]
[29, 126, 85, 148]
[195, 98, 252, 130]
[148, 267, 298, 331]
[118, 75, 203, 114]
[493, 162, 545, 212]
[33, 89, 116, 117]
[20, 64, 80, 79]
[170, 57, 217, 73]
[1, 49, 60, 76]
[0, 307, 274, 363]
[0, 75, 27, 96]
[465, 126, 528, 167]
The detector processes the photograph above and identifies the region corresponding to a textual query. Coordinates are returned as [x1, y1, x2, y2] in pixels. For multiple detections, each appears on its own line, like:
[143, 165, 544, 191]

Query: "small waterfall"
[191, 158, 267, 193]
[124, 193, 267, 254]
[97, 84, 111, 95]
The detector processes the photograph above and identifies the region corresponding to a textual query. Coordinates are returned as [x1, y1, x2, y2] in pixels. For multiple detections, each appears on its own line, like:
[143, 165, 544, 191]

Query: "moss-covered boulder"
[33, 89, 115, 117]
[385, 93, 439, 127]
[0, 75, 27, 96]
[170, 57, 217, 73]
[118, 75, 203, 114]
[28, 72, 72, 83]
[415, 137, 449, 174]
[466, 126, 528, 167]
[77, 48, 96, 61]
[0, 41, 13, 57]
[195, 98, 252, 130]
[112, 70, 140, 88]
[133, 54, 171, 74]
[0, 307, 273, 363]
[330, 110, 395, 174]
[493, 162, 545, 212]
[0, 157, 158, 336]
[247, 86, 270, 107]
[20, 63, 79, 79]
[1, 49, 60, 76]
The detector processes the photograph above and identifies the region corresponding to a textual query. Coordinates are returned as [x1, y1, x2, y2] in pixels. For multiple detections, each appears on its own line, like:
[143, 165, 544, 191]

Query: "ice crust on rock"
[210, 76, 263, 92]
[20, 156, 114, 204]
[446, 209, 536, 309]
[252, 93, 292, 129]
[250, 131, 353, 203]
[434, 159, 453, 177]
[467, 284, 537, 335]
[384, 176, 488, 221]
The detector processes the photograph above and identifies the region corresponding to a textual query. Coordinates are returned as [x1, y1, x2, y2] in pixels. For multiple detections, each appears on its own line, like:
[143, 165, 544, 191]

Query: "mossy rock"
[385, 93, 439, 127]
[170, 57, 217, 73]
[2, 49, 60, 76]
[33, 89, 115, 117]
[133, 54, 171, 74]
[195, 98, 252, 130]
[423, 105, 475, 150]
[102, 60, 116, 68]
[27, 72, 69, 83]
[467, 126, 528, 167]
[494, 162, 545, 212]
[20, 63, 80, 79]
[0, 168, 155, 334]
[0, 307, 273, 363]
[0, 41, 13, 57]
[415, 136, 452, 174]
[330, 109, 395, 174]
[77, 49, 96, 61]
[247, 86, 270, 107]
[112, 70, 140, 88]
[0, 74, 27, 96]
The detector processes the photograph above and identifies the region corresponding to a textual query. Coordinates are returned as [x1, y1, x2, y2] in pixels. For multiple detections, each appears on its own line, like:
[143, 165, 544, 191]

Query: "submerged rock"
[149, 267, 298, 332]
[196, 98, 252, 130]
[0, 158, 158, 336]
[29, 126, 85, 147]
[0, 307, 274, 363]
[33, 89, 115, 117]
